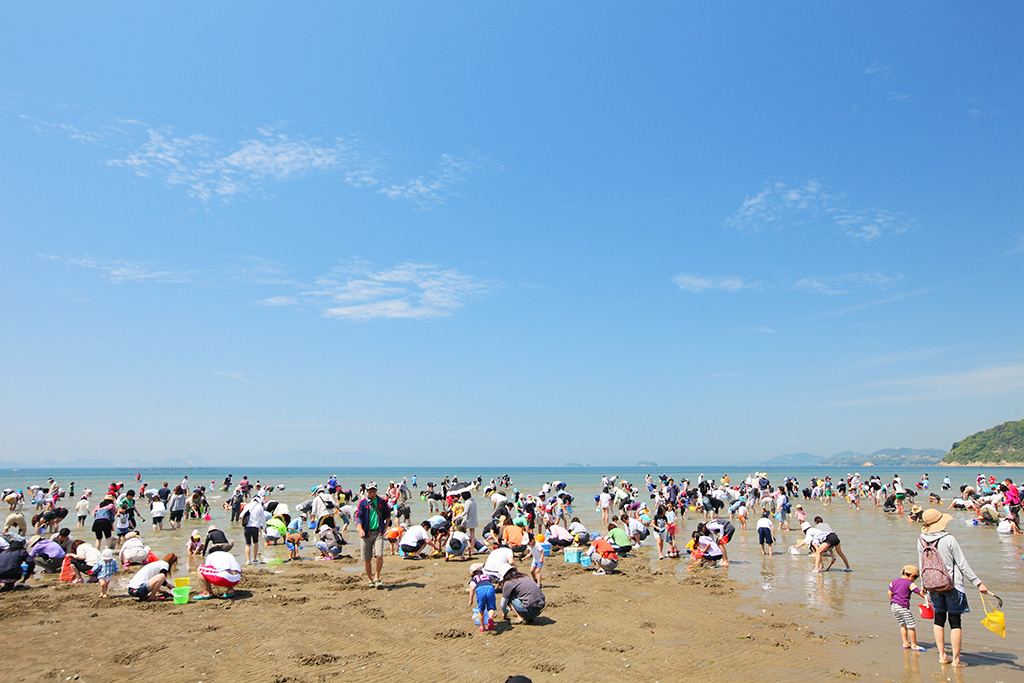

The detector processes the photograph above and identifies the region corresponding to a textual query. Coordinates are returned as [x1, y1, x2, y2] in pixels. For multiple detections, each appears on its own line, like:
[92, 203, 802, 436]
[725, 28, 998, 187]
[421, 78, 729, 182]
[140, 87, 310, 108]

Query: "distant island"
[759, 448, 945, 469]
[564, 463, 587, 467]
[636, 460, 658, 467]
[827, 448, 946, 468]
[943, 419, 1024, 466]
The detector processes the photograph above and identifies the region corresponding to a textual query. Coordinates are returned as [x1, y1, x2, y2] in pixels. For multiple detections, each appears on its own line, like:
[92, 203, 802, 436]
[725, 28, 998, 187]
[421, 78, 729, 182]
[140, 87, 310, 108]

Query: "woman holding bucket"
[917, 508, 989, 667]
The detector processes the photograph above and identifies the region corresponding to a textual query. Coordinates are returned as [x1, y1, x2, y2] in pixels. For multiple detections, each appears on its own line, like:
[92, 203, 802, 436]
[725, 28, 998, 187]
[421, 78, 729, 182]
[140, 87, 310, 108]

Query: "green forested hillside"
[944, 419, 1024, 464]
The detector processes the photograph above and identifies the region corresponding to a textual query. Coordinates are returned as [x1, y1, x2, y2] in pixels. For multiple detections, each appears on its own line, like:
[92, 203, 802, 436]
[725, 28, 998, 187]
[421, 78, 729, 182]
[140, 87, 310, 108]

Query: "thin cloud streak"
[795, 271, 904, 296]
[214, 370, 260, 384]
[40, 254, 205, 285]
[672, 273, 762, 293]
[44, 253, 492, 321]
[831, 365, 1024, 407]
[674, 271, 903, 297]
[824, 286, 942, 317]
[852, 346, 957, 369]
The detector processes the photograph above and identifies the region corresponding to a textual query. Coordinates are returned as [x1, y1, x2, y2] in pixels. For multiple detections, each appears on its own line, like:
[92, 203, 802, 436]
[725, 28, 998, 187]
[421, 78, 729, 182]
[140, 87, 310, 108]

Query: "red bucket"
[919, 603, 934, 619]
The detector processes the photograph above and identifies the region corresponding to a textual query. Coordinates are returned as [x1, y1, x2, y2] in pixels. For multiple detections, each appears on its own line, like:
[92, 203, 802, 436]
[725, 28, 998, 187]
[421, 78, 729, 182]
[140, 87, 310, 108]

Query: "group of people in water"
[1, 468, 1017, 666]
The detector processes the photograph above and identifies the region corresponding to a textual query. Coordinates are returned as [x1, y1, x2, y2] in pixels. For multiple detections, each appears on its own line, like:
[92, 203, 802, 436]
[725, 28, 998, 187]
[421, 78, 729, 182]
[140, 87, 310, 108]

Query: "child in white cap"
[94, 548, 119, 597]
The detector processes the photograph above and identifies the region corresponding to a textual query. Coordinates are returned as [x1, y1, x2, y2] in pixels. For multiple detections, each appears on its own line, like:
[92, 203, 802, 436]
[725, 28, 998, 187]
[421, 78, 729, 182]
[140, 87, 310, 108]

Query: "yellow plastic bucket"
[171, 586, 191, 604]
[174, 577, 190, 588]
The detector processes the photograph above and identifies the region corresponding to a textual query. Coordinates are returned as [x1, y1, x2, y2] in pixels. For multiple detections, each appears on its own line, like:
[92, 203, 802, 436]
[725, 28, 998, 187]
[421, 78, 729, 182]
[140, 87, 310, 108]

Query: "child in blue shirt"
[93, 548, 119, 598]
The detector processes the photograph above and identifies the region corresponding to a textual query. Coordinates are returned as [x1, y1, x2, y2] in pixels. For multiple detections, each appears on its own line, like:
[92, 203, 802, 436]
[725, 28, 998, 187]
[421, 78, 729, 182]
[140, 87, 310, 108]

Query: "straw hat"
[921, 508, 952, 533]
[27, 535, 42, 548]
[902, 564, 919, 577]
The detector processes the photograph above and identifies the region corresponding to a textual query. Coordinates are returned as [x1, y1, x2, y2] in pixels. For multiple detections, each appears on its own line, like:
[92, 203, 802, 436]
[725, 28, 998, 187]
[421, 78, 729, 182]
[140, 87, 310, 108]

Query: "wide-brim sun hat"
[498, 562, 515, 579]
[921, 508, 952, 533]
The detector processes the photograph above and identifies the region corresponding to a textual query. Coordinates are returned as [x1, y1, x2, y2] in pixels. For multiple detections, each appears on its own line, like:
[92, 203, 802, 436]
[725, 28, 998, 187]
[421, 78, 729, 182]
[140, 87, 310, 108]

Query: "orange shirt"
[590, 537, 618, 560]
[502, 524, 525, 546]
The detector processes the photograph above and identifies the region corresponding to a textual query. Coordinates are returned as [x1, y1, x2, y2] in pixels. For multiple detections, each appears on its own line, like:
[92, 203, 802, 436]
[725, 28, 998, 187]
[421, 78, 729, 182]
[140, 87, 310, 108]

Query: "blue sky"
[2, 4, 1022, 467]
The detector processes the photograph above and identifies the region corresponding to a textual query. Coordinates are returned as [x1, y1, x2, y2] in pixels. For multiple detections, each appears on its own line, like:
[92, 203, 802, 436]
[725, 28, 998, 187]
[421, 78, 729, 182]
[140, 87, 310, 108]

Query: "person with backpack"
[240, 495, 266, 565]
[917, 508, 990, 668]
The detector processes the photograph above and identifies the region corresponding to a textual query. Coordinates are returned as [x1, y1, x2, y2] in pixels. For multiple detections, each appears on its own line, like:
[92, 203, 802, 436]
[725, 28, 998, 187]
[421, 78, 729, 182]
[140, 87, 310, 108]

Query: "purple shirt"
[888, 576, 921, 608]
[29, 538, 66, 560]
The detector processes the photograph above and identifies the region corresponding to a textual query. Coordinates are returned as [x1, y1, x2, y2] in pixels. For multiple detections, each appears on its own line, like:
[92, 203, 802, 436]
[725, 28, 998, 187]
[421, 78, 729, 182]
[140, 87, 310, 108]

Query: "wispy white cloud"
[378, 153, 497, 209]
[23, 113, 495, 208]
[831, 364, 1024, 406]
[214, 370, 260, 384]
[852, 346, 957, 369]
[673, 270, 903, 297]
[40, 254, 204, 285]
[298, 260, 492, 320]
[1006, 234, 1024, 255]
[105, 126, 385, 203]
[672, 273, 762, 293]
[865, 60, 911, 103]
[864, 62, 893, 78]
[794, 271, 904, 296]
[833, 209, 912, 241]
[44, 253, 492, 321]
[257, 295, 300, 307]
[724, 179, 914, 242]
[724, 180, 833, 233]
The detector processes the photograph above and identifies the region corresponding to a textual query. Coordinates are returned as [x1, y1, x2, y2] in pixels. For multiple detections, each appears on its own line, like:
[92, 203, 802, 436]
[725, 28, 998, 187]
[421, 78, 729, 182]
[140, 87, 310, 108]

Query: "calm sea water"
[5, 464, 1023, 680]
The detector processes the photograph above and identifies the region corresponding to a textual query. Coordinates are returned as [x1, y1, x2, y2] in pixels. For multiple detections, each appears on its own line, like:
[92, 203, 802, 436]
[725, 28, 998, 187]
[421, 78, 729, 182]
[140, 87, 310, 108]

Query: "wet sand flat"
[4, 551, 857, 683]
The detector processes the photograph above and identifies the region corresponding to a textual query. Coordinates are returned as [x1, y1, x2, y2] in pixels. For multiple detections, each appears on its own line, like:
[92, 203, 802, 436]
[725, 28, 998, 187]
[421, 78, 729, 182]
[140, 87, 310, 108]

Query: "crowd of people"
[0, 468, 1017, 667]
